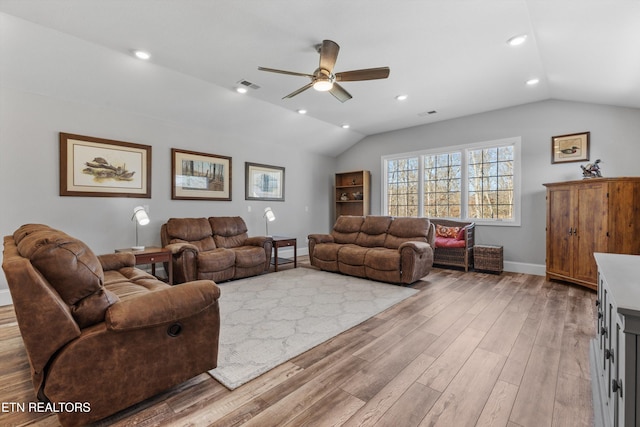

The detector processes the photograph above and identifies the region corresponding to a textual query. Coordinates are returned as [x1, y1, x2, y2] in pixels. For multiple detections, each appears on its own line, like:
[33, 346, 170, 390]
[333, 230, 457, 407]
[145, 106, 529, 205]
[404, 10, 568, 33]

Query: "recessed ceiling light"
[133, 50, 151, 60]
[297, 109, 307, 115]
[341, 124, 350, 129]
[507, 35, 527, 46]
[526, 78, 540, 86]
[395, 94, 408, 101]
[236, 87, 248, 94]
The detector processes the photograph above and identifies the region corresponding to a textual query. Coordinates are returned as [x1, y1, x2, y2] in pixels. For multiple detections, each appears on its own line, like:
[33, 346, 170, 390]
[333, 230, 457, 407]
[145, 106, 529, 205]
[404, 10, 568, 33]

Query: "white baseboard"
[503, 261, 545, 277]
[0, 289, 13, 307]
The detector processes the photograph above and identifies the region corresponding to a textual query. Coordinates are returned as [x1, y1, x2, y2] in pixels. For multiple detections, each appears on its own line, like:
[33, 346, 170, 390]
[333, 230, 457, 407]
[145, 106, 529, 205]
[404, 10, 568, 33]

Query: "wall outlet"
[248, 206, 252, 212]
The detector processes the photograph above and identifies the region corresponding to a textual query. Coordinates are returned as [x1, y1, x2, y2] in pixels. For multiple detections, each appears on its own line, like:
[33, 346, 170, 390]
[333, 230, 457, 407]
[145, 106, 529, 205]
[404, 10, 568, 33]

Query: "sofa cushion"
[233, 246, 266, 267]
[364, 248, 400, 271]
[331, 215, 364, 244]
[356, 216, 392, 247]
[456, 227, 466, 240]
[435, 236, 466, 248]
[384, 217, 430, 249]
[166, 218, 216, 251]
[338, 245, 369, 266]
[198, 248, 236, 273]
[210, 217, 249, 248]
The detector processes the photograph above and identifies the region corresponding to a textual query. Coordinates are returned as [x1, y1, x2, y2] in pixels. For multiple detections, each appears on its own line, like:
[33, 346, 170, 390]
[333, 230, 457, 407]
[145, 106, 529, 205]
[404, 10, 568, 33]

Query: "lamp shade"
[264, 207, 276, 222]
[133, 206, 150, 225]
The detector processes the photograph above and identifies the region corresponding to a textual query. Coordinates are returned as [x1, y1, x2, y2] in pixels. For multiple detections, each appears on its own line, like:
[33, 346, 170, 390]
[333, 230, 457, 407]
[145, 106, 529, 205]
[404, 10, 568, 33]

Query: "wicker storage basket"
[474, 245, 503, 273]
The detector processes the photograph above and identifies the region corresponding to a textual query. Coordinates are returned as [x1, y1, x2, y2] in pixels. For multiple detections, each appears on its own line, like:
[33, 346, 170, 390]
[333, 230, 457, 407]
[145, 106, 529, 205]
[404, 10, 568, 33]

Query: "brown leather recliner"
[1, 224, 221, 427]
[161, 216, 273, 284]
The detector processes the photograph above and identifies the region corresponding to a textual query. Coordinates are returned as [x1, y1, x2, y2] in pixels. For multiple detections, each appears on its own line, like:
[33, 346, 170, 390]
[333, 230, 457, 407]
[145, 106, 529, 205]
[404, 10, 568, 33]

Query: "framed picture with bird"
[59, 133, 151, 198]
[551, 131, 590, 164]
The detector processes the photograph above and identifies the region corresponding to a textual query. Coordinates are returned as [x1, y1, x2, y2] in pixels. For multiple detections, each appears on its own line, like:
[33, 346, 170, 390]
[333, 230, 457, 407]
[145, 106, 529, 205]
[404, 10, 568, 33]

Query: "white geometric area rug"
[209, 267, 418, 390]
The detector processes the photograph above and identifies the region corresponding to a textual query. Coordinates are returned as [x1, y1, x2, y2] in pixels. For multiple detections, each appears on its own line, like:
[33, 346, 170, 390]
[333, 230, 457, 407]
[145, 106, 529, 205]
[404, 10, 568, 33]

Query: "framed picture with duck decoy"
[551, 131, 590, 164]
[59, 133, 151, 198]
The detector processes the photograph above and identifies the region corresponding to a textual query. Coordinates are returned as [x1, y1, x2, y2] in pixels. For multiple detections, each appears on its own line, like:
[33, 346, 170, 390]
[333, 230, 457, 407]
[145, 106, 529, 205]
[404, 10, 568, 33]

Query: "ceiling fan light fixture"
[313, 79, 334, 92]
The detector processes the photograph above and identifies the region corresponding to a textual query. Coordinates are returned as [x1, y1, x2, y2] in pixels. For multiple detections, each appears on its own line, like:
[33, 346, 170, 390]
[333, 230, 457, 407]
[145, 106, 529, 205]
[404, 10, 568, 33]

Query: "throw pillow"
[436, 224, 460, 239]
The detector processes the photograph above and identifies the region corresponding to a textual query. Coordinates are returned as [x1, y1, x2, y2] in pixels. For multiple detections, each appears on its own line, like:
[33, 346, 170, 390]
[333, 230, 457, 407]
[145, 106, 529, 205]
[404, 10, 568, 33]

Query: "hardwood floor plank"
[417, 327, 486, 392]
[374, 382, 440, 427]
[418, 348, 506, 427]
[341, 353, 437, 427]
[509, 344, 561, 426]
[552, 372, 593, 427]
[282, 388, 365, 427]
[475, 380, 519, 427]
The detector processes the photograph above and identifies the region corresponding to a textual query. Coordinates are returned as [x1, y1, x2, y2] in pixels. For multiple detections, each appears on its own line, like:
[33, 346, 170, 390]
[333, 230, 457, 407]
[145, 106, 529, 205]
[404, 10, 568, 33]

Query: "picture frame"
[59, 133, 151, 198]
[245, 162, 285, 201]
[551, 131, 590, 164]
[171, 148, 232, 201]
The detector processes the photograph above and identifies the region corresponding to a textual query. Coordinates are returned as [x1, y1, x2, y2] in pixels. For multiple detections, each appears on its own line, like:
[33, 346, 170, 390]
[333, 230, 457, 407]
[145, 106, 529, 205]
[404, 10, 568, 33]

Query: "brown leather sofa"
[2, 224, 221, 427]
[308, 215, 435, 284]
[161, 216, 273, 284]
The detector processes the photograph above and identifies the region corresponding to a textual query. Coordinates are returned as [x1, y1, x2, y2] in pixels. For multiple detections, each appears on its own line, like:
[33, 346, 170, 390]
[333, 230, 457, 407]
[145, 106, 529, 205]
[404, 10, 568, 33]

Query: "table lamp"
[264, 207, 275, 236]
[131, 206, 150, 250]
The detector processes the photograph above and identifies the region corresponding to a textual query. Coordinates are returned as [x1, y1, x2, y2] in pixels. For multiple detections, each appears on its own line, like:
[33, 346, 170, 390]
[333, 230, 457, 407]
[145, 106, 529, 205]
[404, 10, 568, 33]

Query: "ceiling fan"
[258, 39, 390, 103]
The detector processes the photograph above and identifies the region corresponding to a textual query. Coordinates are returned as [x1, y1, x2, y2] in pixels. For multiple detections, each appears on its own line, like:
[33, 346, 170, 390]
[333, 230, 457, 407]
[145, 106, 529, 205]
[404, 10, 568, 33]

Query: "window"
[382, 137, 520, 225]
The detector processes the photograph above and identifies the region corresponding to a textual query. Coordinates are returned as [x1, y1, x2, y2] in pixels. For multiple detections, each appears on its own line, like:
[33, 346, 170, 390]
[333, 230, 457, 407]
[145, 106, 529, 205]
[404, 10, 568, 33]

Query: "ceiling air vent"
[237, 79, 260, 90]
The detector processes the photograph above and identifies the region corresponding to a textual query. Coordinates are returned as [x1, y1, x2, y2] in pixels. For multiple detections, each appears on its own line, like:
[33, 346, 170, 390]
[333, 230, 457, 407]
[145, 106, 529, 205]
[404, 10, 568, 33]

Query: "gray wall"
[337, 99, 640, 272]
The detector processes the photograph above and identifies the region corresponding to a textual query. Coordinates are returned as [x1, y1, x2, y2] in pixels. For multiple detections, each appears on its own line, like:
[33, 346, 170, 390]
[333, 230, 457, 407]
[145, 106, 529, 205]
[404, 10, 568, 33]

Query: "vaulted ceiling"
[2, 0, 639, 156]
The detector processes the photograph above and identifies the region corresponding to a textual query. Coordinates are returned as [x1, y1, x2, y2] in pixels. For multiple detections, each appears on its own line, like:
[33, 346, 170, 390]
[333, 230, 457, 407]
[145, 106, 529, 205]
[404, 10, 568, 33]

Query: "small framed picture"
[245, 162, 285, 201]
[551, 131, 590, 164]
[171, 148, 231, 201]
[59, 133, 151, 198]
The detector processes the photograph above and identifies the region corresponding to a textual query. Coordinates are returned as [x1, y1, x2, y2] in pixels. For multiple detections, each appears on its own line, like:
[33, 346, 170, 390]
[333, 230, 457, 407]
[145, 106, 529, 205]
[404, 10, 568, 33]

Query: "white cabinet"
[591, 253, 640, 427]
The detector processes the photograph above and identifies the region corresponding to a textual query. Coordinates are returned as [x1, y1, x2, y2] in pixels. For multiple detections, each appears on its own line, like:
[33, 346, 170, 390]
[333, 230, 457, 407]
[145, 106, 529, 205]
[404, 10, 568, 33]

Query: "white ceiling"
[2, 0, 640, 156]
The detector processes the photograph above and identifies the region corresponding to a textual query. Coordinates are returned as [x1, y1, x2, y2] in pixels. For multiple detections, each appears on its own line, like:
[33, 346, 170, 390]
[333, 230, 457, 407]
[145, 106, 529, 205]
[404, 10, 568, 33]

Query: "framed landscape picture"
[245, 162, 285, 201]
[59, 133, 151, 198]
[551, 131, 590, 164]
[172, 148, 232, 200]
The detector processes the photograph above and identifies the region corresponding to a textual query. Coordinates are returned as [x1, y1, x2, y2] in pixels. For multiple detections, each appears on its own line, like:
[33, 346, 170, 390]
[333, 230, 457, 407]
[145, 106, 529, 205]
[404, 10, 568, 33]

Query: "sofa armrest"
[165, 242, 199, 255]
[398, 240, 431, 253]
[98, 252, 136, 270]
[245, 236, 273, 247]
[308, 234, 334, 244]
[106, 280, 220, 331]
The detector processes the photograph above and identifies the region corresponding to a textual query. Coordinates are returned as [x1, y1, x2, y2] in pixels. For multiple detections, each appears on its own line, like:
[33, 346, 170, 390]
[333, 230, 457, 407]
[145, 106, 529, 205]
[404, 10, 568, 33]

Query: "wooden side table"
[271, 236, 297, 272]
[115, 247, 173, 285]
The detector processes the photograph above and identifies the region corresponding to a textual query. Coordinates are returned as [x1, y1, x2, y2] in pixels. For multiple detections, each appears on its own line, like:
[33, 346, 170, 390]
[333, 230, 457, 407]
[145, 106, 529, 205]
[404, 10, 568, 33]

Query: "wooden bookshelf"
[335, 170, 370, 220]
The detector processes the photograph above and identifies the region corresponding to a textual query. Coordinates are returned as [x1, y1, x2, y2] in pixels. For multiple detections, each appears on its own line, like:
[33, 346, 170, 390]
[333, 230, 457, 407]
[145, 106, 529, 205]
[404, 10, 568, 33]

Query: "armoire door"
[573, 182, 608, 284]
[546, 186, 574, 278]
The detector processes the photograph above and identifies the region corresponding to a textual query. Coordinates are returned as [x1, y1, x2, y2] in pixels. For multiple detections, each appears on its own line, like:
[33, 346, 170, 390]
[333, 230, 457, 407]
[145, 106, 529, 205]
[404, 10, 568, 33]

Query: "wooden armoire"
[544, 177, 640, 290]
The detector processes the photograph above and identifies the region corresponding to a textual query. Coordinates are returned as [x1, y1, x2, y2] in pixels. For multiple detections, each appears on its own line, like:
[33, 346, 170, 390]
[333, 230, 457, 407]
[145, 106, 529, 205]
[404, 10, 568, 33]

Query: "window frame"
[381, 136, 521, 226]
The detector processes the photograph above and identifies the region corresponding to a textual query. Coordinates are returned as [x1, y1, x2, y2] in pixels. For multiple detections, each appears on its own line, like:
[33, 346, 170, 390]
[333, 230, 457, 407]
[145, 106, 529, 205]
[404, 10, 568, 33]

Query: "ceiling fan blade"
[335, 67, 390, 82]
[319, 40, 340, 73]
[329, 83, 352, 103]
[258, 66, 314, 78]
[283, 82, 314, 99]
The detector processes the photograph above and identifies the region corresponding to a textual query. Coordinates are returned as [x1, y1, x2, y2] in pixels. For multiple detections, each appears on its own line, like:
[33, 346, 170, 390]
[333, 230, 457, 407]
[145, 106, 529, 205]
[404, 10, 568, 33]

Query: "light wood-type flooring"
[0, 258, 595, 426]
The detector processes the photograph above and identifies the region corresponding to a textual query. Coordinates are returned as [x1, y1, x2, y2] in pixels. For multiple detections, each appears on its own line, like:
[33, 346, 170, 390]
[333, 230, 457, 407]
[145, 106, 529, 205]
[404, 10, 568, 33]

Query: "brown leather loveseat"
[308, 215, 435, 284]
[2, 224, 221, 426]
[161, 216, 273, 284]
